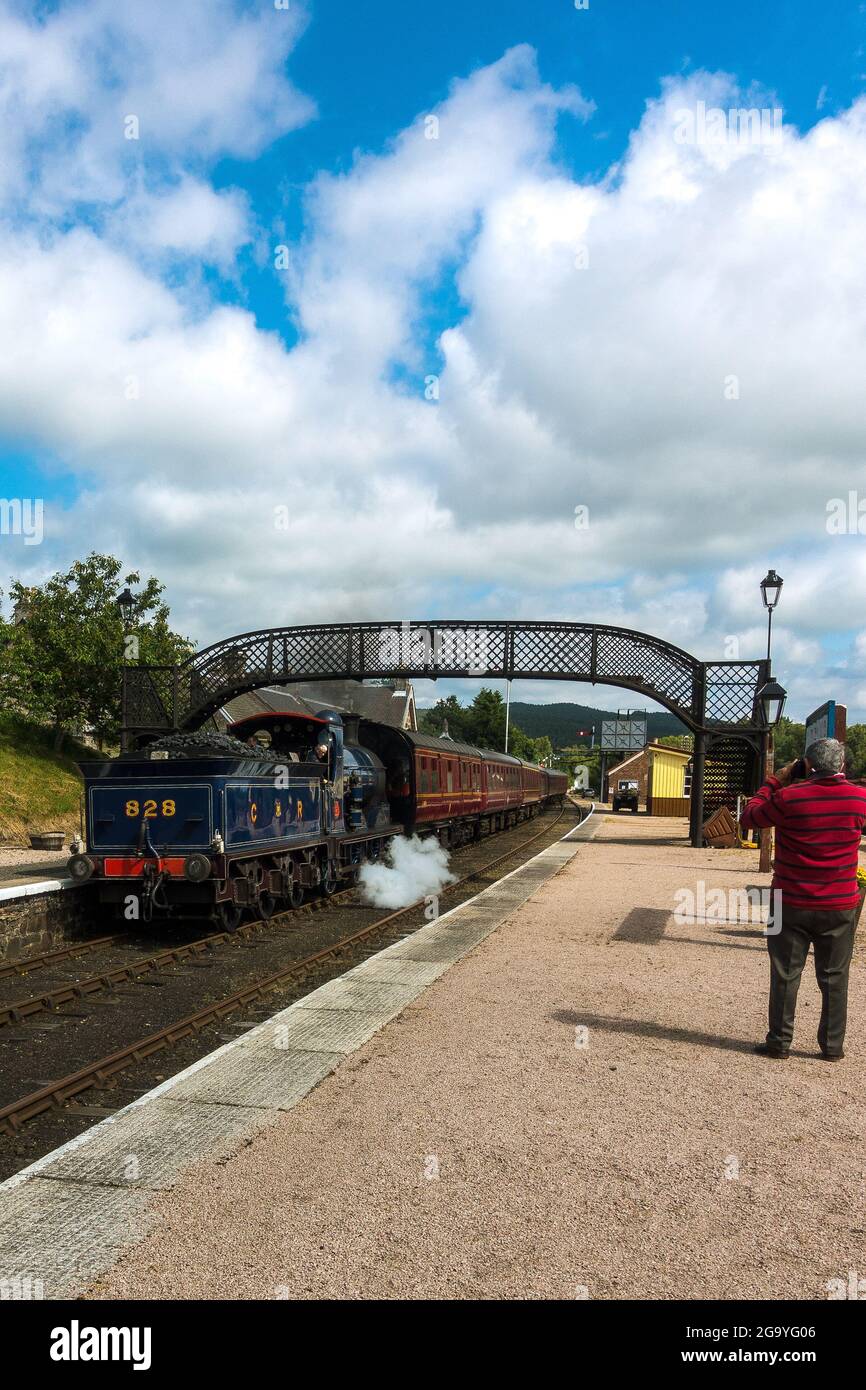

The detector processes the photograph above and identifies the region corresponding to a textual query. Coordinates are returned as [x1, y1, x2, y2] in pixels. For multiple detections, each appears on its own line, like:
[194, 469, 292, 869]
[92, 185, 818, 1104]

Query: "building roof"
[646, 741, 693, 761]
[214, 680, 416, 732]
[289, 680, 416, 729]
[608, 741, 693, 776]
[608, 748, 645, 776]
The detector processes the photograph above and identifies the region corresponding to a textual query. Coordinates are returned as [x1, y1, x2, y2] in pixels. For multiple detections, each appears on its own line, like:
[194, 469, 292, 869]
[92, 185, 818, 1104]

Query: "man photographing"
[740, 738, 866, 1061]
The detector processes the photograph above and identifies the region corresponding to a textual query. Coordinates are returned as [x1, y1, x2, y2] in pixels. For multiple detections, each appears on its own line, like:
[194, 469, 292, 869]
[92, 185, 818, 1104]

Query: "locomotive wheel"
[216, 900, 243, 933]
[287, 879, 304, 909]
[321, 862, 338, 897]
[258, 892, 277, 920]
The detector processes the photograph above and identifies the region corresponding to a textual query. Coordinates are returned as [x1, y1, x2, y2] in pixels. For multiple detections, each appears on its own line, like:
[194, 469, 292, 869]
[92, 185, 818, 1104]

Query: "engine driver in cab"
[310, 734, 331, 765]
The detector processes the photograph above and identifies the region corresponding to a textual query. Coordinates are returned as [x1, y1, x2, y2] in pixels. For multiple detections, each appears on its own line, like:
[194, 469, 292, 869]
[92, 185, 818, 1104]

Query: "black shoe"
[754, 1042, 790, 1060]
[820, 1050, 845, 1062]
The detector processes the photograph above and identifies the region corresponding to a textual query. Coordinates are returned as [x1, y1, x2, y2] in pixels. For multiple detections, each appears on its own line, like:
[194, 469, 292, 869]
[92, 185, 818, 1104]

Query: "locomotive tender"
[68, 709, 567, 929]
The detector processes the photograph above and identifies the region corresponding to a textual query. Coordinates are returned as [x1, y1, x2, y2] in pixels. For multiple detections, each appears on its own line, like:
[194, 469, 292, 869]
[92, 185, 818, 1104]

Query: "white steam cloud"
[359, 834, 456, 910]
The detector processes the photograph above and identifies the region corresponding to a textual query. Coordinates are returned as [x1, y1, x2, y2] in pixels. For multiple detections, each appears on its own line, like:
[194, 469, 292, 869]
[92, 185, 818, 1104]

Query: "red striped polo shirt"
[739, 773, 866, 909]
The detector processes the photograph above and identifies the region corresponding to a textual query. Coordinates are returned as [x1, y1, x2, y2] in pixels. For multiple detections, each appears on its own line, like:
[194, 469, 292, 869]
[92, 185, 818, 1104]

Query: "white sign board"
[805, 703, 831, 746]
[804, 700, 846, 749]
[600, 718, 647, 752]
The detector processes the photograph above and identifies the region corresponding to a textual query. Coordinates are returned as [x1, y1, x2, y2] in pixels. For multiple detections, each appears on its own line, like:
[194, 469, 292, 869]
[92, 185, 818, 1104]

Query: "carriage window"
[432, 762, 440, 792]
[447, 763, 454, 793]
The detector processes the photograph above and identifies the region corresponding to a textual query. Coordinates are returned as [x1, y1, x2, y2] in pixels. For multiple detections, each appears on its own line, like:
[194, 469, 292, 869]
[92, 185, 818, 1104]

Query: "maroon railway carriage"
[355, 721, 567, 846]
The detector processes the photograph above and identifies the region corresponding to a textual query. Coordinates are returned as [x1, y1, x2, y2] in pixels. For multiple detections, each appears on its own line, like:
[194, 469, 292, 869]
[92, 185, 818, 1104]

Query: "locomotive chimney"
[342, 713, 361, 745]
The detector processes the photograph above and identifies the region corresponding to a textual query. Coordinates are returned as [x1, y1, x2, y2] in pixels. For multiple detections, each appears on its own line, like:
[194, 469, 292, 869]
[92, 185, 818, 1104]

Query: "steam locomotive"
[67, 710, 568, 929]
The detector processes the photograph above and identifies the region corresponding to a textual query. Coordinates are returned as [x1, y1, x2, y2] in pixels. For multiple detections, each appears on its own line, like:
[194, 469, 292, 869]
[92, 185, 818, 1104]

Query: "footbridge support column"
[689, 731, 706, 848]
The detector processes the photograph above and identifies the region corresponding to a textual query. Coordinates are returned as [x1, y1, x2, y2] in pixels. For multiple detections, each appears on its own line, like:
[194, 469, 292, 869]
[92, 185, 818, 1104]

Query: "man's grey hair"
[805, 738, 845, 775]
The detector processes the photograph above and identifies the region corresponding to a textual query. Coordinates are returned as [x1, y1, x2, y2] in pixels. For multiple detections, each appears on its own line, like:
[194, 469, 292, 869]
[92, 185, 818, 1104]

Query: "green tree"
[2, 554, 193, 749]
[844, 724, 866, 778]
[419, 690, 553, 761]
[467, 688, 507, 749]
[656, 733, 694, 752]
[507, 723, 532, 759]
[418, 694, 472, 741]
[0, 587, 9, 684]
[508, 727, 553, 764]
[772, 717, 806, 768]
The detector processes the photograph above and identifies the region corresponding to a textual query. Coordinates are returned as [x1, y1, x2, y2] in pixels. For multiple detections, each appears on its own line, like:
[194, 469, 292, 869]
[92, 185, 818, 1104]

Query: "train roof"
[396, 727, 552, 770]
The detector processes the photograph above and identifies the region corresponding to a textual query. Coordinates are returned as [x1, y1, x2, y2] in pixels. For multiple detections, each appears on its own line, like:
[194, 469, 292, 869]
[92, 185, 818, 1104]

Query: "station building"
[606, 742, 693, 815]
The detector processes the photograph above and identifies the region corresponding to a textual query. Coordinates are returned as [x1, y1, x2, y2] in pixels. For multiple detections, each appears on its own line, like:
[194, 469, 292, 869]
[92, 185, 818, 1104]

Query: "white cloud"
[3, 31, 866, 719]
[113, 179, 252, 267]
[0, 0, 313, 218]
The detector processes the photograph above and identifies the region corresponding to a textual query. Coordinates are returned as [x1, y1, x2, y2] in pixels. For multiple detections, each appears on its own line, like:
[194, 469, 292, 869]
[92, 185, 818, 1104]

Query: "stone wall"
[0, 886, 96, 965]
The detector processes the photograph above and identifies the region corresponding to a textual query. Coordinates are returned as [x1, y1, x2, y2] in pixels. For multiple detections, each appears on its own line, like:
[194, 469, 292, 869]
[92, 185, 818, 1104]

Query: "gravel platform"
[0, 849, 69, 886]
[89, 815, 865, 1301]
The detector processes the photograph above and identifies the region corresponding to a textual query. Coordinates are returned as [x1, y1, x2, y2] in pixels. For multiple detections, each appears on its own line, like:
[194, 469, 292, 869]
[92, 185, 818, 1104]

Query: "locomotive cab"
[227, 712, 333, 771]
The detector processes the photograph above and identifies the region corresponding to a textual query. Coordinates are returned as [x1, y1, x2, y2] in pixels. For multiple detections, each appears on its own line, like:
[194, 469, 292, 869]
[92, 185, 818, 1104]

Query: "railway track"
[0, 873, 366, 989]
[0, 802, 572, 1139]
[0, 882, 364, 1027]
[0, 931, 128, 981]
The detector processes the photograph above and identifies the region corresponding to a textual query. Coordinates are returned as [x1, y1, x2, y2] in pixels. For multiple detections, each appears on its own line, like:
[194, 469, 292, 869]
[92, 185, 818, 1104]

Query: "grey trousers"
[766, 904, 859, 1055]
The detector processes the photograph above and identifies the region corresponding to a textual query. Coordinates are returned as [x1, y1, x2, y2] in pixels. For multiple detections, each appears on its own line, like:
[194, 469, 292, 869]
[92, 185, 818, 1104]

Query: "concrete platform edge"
[0, 877, 74, 903]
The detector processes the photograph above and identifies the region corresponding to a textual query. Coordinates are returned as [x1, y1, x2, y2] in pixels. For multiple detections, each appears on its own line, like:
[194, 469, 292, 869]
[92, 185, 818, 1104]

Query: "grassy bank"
[0, 714, 98, 845]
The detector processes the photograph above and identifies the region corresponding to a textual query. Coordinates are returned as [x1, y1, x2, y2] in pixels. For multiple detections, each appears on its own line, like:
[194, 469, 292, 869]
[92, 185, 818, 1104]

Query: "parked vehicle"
[612, 778, 640, 813]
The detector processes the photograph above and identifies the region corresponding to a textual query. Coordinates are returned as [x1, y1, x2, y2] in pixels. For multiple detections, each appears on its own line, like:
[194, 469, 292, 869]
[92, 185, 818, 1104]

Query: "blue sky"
[1, 0, 866, 720]
[178, 1, 866, 342]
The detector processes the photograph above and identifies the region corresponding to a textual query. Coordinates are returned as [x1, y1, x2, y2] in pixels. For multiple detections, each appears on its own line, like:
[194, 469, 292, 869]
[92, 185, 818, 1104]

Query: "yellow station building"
[606, 742, 693, 816]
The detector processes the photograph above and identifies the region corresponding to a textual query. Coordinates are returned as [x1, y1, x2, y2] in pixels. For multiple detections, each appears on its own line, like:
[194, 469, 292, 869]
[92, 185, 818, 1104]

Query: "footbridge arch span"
[120, 619, 772, 847]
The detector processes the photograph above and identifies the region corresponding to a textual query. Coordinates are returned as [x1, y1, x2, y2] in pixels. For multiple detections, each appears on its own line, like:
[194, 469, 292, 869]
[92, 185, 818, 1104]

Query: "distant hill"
[508, 702, 687, 748]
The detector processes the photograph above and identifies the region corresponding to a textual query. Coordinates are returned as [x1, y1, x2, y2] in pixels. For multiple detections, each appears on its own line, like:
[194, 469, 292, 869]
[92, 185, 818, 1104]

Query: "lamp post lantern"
[760, 569, 783, 663]
[756, 677, 787, 729]
[116, 587, 135, 628]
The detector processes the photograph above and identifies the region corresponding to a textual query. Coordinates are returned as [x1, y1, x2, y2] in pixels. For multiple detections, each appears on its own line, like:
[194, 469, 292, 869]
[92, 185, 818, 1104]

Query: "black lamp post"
[757, 572, 784, 871]
[117, 587, 135, 753]
[756, 676, 787, 728]
[116, 587, 135, 628]
[760, 569, 783, 663]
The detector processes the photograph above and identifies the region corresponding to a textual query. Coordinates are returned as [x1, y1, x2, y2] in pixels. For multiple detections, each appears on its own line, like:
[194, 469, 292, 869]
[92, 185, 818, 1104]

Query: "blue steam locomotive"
[68, 709, 566, 928]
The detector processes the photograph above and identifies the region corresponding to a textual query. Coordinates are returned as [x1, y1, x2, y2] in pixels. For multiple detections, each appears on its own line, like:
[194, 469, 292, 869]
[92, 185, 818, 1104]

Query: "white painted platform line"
[0, 817, 598, 1297]
[562, 803, 598, 840]
[0, 877, 74, 903]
